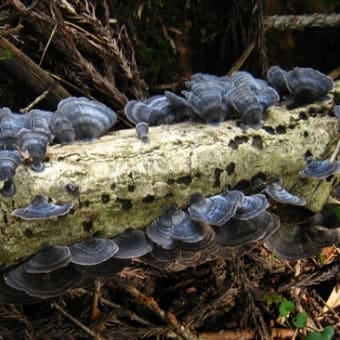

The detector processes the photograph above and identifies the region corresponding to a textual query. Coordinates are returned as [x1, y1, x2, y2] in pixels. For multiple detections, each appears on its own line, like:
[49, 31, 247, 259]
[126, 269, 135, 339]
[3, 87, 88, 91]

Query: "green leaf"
[292, 311, 307, 328]
[279, 299, 295, 318]
[306, 326, 335, 340]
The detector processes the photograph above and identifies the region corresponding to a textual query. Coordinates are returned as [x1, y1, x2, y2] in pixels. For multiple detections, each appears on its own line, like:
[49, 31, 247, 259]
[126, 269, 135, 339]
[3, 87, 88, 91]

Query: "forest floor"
[0, 245, 338, 339]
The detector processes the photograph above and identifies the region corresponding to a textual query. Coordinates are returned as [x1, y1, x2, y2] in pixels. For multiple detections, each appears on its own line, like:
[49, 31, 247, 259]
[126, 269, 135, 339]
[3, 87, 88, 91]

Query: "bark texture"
[0, 92, 339, 269]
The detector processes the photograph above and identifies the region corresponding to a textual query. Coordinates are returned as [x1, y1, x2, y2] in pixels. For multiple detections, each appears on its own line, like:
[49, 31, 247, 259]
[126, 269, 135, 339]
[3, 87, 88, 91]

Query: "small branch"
[200, 328, 296, 340]
[39, 24, 58, 66]
[124, 284, 199, 340]
[51, 302, 104, 340]
[20, 89, 51, 113]
[264, 13, 340, 31]
[0, 37, 70, 107]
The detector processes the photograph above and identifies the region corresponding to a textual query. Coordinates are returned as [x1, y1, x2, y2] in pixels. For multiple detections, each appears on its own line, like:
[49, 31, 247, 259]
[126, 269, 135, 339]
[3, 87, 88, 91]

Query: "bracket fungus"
[24, 245, 71, 273]
[57, 97, 117, 140]
[49, 111, 75, 144]
[12, 195, 73, 220]
[135, 121, 149, 143]
[17, 128, 50, 172]
[113, 228, 153, 259]
[0, 150, 21, 196]
[0, 276, 41, 305]
[0, 109, 27, 150]
[263, 181, 306, 206]
[69, 237, 119, 266]
[233, 193, 269, 220]
[188, 191, 244, 226]
[214, 211, 280, 248]
[4, 264, 82, 299]
[299, 157, 340, 179]
[146, 205, 205, 250]
[264, 222, 340, 261]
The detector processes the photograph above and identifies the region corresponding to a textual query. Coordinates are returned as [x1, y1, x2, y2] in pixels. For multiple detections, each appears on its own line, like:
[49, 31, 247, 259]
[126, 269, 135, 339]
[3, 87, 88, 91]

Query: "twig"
[20, 89, 51, 113]
[264, 13, 340, 31]
[39, 23, 58, 66]
[124, 284, 199, 340]
[227, 41, 256, 76]
[92, 279, 102, 320]
[51, 302, 104, 340]
[0, 37, 70, 107]
[74, 287, 155, 327]
[200, 328, 296, 339]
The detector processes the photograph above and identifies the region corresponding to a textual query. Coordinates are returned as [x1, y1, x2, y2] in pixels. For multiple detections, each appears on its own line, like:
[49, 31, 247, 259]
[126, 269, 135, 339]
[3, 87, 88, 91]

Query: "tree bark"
[0, 91, 339, 269]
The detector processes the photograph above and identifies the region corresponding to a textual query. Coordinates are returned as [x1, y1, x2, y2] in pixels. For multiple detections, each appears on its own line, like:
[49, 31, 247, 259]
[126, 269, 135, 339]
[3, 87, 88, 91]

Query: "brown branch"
[200, 328, 296, 339]
[265, 13, 340, 31]
[124, 284, 199, 340]
[0, 37, 70, 107]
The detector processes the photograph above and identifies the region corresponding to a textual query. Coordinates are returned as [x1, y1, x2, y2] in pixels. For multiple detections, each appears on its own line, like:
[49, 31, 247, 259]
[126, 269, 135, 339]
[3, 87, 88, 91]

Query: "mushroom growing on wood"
[12, 195, 73, 220]
[70, 237, 119, 266]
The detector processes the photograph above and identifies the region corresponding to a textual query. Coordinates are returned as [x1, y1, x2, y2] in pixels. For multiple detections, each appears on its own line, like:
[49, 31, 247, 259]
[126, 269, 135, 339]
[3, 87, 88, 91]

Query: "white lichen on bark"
[0, 91, 339, 268]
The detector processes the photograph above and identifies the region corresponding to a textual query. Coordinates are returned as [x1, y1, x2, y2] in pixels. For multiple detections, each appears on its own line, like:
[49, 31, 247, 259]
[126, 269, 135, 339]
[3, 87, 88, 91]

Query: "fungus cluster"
[0, 67, 339, 306]
[0, 97, 116, 195]
[267, 66, 334, 107]
[124, 67, 335, 138]
[2, 179, 340, 304]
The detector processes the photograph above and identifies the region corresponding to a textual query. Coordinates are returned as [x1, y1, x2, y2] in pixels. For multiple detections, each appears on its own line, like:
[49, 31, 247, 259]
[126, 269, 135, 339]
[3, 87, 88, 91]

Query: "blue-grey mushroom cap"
[264, 182, 306, 206]
[135, 122, 149, 142]
[0, 275, 41, 305]
[305, 225, 340, 248]
[177, 221, 217, 251]
[124, 99, 176, 126]
[285, 67, 334, 104]
[214, 211, 280, 247]
[233, 193, 269, 220]
[182, 89, 229, 124]
[188, 192, 244, 226]
[70, 237, 119, 265]
[124, 100, 155, 124]
[256, 86, 280, 111]
[0, 111, 27, 150]
[146, 220, 176, 249]
[266, 65, 289, 95]
[113, 228, 153, 259]
[225, 84, 264, 129]
[147, 205, 205, 248]
[12, 195, 74, 220]
[4, 264, 82, 299]
[49, 111, 76, 144]
[17, 128, 50, 172]
[144, 95, 172, 113]
[231, 71, 263, 91]
[299, 158, 340, 179]
[26, 109, 53, 135]
[164, 91, 195, 122]
[24, 245, 71, 273]
[0, 150, 21, 181]
[57, 97, 116, 140]
[264, 222, 333, 261]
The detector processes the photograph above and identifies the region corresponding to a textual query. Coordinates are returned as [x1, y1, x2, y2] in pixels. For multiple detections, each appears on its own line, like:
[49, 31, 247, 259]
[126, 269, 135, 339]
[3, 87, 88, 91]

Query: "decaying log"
[0, 92, 339, 269]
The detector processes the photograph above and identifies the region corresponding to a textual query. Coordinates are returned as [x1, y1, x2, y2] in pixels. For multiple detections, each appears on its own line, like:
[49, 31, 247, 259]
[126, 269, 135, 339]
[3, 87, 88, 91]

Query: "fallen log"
[0, 92, 339, 269]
